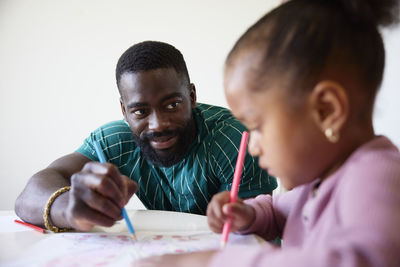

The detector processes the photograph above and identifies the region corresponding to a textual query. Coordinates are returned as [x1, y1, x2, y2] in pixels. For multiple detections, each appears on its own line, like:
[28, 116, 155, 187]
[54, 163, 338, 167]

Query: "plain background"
[0, 0, 399, 210]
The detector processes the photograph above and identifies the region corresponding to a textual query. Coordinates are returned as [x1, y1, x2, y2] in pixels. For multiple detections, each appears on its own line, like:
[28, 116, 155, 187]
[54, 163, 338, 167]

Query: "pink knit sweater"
[209, 136, 400, 267]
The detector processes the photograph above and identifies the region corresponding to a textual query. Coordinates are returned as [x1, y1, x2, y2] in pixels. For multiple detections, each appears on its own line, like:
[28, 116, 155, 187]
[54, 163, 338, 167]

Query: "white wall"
[376, 28, 400, 144]
[0, 0, 399, 210]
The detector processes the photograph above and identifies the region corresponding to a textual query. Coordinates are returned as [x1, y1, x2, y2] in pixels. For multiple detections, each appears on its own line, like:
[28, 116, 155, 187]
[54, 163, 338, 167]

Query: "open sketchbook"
[3, 210, 261, 267]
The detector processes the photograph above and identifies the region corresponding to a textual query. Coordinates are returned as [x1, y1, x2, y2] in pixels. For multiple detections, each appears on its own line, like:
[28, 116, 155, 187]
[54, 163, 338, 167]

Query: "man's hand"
[65, 162, 138, 231]
[206, 191, 255, 233]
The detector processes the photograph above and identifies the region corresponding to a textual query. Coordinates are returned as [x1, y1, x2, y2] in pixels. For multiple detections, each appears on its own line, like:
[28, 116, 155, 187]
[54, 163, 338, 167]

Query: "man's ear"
[190, 83, 197, 108]
[120, 98, 128, 121]
[309, 80, 349, 138]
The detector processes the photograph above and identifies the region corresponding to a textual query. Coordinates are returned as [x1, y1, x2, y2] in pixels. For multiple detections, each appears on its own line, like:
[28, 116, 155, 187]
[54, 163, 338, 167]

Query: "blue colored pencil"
[93, 140, 137, 240]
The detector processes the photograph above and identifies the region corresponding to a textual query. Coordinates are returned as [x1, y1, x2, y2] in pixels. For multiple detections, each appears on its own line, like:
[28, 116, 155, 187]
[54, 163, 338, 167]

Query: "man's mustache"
[141, 130, 179, 141]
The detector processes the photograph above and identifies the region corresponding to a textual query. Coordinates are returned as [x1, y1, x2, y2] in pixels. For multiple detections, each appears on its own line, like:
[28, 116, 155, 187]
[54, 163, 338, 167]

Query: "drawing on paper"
[3, 232, 259, 267]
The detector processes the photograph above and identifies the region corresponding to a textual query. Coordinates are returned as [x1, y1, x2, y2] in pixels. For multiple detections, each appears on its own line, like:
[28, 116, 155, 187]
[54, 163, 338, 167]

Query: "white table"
[0, 210, 262, 266]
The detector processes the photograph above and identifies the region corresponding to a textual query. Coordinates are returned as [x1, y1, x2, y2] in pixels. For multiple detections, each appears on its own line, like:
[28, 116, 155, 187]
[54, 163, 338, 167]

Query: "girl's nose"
[248, 132, 261, 157]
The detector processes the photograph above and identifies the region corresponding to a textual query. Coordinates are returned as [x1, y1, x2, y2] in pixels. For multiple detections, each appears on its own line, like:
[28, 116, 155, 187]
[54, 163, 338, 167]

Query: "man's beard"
[132, 118, 196, 167]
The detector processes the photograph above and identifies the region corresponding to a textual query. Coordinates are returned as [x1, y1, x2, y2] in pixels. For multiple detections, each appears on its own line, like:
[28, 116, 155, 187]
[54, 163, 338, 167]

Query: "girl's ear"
[309, 80, 349, 142]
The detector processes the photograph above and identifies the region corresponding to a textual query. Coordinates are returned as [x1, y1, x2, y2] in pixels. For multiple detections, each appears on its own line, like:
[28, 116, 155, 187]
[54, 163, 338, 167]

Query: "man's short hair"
[116, 41, 191, 89]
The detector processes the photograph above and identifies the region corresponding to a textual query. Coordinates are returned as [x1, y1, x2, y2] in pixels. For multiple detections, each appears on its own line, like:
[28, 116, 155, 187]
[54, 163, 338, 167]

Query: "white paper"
[3, 231, 259, 267]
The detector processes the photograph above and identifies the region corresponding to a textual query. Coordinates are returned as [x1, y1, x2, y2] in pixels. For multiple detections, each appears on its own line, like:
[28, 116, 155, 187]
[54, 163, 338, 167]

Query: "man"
[15, 41, 277, 232]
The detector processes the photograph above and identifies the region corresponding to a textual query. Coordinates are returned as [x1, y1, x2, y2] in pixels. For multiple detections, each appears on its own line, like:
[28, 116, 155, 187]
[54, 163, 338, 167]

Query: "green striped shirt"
[76, 103, 277, 215]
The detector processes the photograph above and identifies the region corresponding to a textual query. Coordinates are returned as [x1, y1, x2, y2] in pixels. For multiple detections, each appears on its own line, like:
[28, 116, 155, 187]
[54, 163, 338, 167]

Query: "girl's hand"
[132, 250, 216, 267]
[206, 191, 255, 233]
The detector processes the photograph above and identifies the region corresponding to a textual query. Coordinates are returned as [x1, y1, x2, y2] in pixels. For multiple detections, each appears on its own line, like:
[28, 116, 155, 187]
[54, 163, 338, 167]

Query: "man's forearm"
[15, 168, 70, 226]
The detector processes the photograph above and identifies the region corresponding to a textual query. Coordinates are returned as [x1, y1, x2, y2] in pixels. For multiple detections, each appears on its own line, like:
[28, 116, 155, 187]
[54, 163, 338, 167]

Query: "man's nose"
[148, 111, 170, 132]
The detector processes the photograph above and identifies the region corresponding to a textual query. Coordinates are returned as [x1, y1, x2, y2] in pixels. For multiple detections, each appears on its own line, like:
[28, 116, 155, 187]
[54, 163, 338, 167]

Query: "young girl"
[134, 0, 400, 266]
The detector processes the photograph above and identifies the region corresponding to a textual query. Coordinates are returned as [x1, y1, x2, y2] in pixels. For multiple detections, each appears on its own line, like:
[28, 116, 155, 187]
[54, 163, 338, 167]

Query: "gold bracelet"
[43, 186, 72, 233]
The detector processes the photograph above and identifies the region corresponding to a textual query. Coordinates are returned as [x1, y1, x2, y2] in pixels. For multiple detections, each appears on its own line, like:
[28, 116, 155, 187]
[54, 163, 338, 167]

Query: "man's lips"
[149, 135, 178, 150]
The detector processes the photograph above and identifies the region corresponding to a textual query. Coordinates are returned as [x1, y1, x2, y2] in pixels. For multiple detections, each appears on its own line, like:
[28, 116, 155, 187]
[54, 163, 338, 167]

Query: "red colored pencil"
[220, 131, 249, 248]
[14, 219, 46, 233]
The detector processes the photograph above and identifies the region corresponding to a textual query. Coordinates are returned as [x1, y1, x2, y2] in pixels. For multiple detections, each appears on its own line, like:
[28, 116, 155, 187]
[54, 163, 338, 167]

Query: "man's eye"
[166, 102, 179, 109]
[133, 109, 146, 116]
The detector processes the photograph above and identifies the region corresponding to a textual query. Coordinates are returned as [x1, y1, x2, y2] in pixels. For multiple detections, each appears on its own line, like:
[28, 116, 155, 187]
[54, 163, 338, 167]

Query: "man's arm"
[15, 152, 137, 231]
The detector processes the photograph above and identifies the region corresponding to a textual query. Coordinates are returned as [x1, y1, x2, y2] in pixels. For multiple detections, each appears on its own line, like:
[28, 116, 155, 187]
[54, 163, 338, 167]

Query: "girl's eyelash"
[248, 125, 260, 131]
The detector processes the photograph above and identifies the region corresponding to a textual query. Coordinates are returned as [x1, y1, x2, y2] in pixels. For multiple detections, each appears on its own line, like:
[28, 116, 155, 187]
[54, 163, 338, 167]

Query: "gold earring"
[324, 128, 339, 143]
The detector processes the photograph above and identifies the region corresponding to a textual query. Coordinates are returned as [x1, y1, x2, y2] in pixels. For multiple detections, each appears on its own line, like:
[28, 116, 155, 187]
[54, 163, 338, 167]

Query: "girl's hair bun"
[319, 0, 399, 27]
